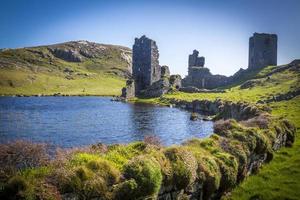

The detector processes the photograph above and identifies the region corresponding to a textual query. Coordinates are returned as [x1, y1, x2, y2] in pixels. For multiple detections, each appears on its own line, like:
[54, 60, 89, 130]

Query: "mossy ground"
[225, 96, 300, 200]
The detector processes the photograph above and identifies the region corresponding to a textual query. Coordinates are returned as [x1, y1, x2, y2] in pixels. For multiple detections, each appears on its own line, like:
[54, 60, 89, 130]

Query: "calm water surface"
[0, 97, 213, 147]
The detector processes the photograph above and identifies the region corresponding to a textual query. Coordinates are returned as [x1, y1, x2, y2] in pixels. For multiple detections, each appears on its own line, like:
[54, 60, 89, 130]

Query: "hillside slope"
[0, 41, 132, 96]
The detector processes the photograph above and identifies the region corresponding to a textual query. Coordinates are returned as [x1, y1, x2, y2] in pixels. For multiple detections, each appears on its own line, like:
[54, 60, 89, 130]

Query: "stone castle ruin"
[122, 33, 278, 98]
[132, 36, 161, 95]
[122, 35, 181, 98]
[182, 50, 229, 89]
[248, 33, 277, 70]
[182, 32, 278, 90]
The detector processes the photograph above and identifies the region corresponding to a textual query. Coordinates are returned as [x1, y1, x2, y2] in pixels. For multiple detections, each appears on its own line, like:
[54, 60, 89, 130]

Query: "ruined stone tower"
[188, 50, 205, 75]
[248, 33, 277, 70]
[132, 35, 161, 95]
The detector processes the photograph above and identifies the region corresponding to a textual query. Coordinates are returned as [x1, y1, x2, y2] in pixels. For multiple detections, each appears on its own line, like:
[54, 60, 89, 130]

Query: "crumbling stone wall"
[183, 51, 229, 89]
[189, 50, 205, 68]
[248, 33, 277, 70]
[183, 33, 278, 89]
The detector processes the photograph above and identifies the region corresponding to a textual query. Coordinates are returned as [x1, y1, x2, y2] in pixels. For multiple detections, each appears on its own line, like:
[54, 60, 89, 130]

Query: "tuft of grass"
[123, 156, 163, 199]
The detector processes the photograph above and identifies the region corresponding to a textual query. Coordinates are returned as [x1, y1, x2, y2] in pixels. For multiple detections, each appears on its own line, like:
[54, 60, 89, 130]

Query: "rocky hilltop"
[0, 41, 132, 95]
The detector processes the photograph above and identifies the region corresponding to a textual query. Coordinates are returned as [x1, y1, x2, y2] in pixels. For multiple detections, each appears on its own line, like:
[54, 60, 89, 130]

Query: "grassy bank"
[0, 69, 125, 96]
[226, 96, 300, 200]
[132, 63, 300, 200]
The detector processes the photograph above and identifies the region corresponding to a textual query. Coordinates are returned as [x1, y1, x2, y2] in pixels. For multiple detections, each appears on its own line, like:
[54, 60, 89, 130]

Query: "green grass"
[131, 66, 298, 105]
[0, 41, 129, 96]
[0, 69, 125, 96]
[226, 96, 300, 200]
[137, 64, 300, 200]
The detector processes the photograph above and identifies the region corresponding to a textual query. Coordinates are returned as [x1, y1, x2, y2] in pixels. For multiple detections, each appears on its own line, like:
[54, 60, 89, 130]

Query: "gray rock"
[141, 78, 170, 98]
[179, 86, 200, 93]
[169, 74, 182, 89]
[121, 79, 135, 99]
[49, 48, 83, 62]
[161, 65, 170, 78]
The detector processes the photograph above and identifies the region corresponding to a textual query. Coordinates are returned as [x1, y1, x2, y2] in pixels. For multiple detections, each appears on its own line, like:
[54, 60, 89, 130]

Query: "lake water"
[0, 96, 213, 148]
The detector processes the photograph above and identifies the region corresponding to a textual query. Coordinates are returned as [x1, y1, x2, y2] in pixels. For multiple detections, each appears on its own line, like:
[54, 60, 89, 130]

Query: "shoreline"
[0, 93, 119, 97]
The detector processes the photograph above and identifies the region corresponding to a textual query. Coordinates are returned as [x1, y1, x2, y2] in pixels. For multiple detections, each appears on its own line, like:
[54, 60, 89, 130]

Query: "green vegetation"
[0, 41, 130, 96]
[0, 111, 295, 199]
[133, 63, 300, 200]
[225, 96, 300, 200]
[132, 64, 299, 105]
[0, 59, 299, 199]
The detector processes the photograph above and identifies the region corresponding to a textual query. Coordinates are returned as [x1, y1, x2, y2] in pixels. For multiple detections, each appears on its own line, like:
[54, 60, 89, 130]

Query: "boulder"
[179, 86, 200, 93]
[121, 79, 135, 99]
[141, 78, 170, 97]
[240, 79, 263, 89]
[169, 75, 182, 89]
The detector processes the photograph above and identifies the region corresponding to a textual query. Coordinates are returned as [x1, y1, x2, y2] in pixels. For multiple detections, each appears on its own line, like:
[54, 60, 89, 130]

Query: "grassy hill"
[0, 41, 132, 96]
[135, 60, 300, 200]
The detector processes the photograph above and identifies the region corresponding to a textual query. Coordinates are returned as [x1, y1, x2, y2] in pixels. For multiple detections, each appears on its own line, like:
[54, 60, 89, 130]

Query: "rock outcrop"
[161, 65, 170, 77]
[169, 75, 182, 89]
[121, 79, 135, 99]
[49, 48, 84, 62]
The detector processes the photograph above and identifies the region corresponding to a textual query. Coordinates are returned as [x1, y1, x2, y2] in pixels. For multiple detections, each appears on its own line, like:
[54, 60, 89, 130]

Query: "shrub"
[104, 142, 146, 169]
[1, 176, 29, 200]
[164, 146, 197, 189]
[214, 152, 239, 192]
[197, 156, 221, 199]
[148, 150, 173, 186]
[213, 119, 239, 137]
[281, 119, 296, 146]
[241, 114, 271, 129]
[123, 156, 162, 198]
[35, 182, 61, 200]
[74, 166, 93, 181]
[113, 179, 138, 200]
[0, 140, 50, 182]
[61, 166, 109, 199]
[86, 159, 121, 185]
[70, 153, 101, 166]
[144, 135, 162, 147]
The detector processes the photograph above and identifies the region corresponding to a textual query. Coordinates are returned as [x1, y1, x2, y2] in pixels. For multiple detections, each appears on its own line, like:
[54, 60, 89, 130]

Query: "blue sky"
[0, 0, 299, 76]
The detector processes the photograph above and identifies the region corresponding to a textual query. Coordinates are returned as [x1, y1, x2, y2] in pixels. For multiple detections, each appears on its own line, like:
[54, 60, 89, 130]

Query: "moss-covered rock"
[86, 159, 121, 185]
[123, 156, 163, 198]
[164, 146, 198, 189]
[113, 179, 138, 200]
